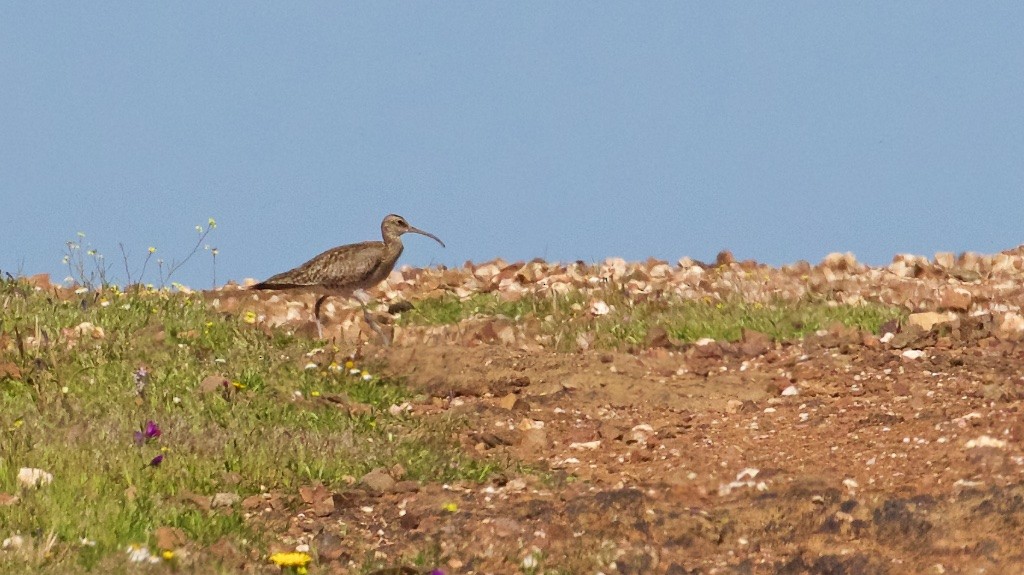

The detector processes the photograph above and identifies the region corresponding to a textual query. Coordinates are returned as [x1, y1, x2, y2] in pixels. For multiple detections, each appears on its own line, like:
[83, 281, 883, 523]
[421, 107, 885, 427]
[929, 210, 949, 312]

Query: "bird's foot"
[362, 307, 391, 347]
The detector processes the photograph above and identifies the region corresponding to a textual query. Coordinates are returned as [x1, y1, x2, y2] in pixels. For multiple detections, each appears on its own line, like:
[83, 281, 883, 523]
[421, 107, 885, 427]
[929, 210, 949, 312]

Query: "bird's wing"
[253, 242, 386, 290]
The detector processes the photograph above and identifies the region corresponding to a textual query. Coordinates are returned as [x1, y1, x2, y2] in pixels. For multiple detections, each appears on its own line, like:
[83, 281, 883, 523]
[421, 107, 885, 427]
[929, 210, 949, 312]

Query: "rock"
[491, 516, 525, 538]
[822, 252, 859, 271]
[901, 349, 925, 360]
[907, 312, 957, 332]
[312, 494, 335, 517]
[965, 435, 1008, 449]
[996, 312, 1024, 340]
[933, 252, 955, 269]
[937, 286, 971, 311]
[625, 424, 655, 445]
[242, 494, 264, 510]
[211, 492, 240, 508]
[992, 253, 1024, 275]
[199, 375, 229, 394]
[17, 467, 53, 488]
[26, 273, 52, 289]
[645, 326, 673, 348]
[314, 531, 346, 562]
[299, 483, 329, 504]
[154, 526, 187, 550]
[497, 393, 528, 412]
[517, 428, 549, 455]
[781, 385, 799, 396]
[740, 328, 772, 357]
[73, 322, 105, 339]
[0, 362, 21, 380]
[589, 300, 610, 316]
[361, 468, 396, 493]
[598, 422, 625, 440]
[208, 537, 245, 570]
[887, 324, 933, 349]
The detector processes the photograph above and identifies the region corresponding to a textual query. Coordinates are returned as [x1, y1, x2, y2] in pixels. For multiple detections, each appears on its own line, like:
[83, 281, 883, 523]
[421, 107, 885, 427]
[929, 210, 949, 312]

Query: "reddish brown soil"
[237, 327, 1024, 575]
[219, 251, 1024, 574]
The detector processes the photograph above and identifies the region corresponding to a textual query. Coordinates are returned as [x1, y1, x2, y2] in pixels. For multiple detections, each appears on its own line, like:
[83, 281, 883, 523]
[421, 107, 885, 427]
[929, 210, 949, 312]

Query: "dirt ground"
[224, 252, 1024, 575]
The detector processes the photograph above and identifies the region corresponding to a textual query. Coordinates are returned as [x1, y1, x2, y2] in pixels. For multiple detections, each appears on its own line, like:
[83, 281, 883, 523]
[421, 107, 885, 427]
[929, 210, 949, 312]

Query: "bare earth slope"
[212, 248, 1024, 574]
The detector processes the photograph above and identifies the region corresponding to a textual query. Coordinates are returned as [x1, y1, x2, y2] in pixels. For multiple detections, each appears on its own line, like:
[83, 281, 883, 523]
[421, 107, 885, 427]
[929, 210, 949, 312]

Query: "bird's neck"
[383, 237, 404, 257]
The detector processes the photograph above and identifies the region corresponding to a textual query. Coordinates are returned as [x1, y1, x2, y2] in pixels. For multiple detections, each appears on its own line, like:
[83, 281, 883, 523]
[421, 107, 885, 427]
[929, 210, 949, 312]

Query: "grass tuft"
[400, 290, 905, 350]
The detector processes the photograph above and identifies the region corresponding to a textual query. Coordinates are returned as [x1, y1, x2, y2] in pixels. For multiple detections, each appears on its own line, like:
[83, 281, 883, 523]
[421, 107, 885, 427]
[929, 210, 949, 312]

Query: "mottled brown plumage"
[253, 214, 444, 339]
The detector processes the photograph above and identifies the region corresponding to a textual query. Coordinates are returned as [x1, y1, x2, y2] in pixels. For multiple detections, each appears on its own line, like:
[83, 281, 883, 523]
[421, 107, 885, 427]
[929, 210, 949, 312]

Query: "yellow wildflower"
[243, 311, 257, 324]
[310, 390, 320, 397]
[442, 502, 458, 513]
[148, 246, 156, 254]
[161, 550, 174, 561]
[270, 551, 312, 568]
[344, 360, 355, 370]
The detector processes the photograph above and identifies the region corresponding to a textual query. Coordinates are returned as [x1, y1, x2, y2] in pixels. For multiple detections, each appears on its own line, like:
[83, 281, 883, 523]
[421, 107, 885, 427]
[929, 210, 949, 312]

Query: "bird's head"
[382, 214, 446, 247]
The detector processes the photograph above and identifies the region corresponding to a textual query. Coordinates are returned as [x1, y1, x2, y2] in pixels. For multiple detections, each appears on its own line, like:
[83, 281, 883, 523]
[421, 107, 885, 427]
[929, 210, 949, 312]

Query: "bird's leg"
[353, 289, 390, 346]
[313, 294, 329, 339]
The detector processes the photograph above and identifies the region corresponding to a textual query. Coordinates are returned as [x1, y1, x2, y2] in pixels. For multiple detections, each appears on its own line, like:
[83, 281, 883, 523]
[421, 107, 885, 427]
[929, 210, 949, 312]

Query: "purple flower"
[148, 454, 164, 468]
[134, 421, 161, 446]
[430, 570, 444, 575]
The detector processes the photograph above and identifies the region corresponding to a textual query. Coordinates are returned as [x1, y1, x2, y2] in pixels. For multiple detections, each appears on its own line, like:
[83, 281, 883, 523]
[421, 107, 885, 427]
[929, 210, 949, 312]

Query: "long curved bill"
[408, 226, 446, 248]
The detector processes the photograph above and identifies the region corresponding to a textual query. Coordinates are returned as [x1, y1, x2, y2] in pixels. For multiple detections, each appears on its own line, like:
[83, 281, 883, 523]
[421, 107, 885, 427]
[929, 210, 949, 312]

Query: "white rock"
[17, 467, 53, 488]
[74, 322, 105, 339]
[998, 312, 1024, 337]
[736, 468, 759, 481]
[965, 435, 1008, 449]
[781, 385, 799, 396]
[589, 300, 611, 316]
[901, 349, 926, 360]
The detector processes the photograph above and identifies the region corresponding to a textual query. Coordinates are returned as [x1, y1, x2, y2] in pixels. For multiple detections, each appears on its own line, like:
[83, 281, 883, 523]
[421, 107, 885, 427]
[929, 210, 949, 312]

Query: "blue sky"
[2, 3, 1023, 288]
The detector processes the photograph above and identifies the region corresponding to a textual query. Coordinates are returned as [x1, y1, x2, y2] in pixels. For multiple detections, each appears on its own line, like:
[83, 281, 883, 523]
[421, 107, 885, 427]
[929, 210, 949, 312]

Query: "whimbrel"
[252, 214, 445, 342]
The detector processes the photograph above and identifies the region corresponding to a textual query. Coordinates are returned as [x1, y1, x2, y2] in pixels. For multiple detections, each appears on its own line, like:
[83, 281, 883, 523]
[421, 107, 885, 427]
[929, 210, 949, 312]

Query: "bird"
[252, 214, 445, 342]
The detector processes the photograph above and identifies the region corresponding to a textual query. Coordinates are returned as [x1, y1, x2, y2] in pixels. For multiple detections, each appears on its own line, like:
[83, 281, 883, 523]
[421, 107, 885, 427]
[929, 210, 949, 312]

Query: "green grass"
[400, 290, 905, 350]
[0, 279, 492, 572]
